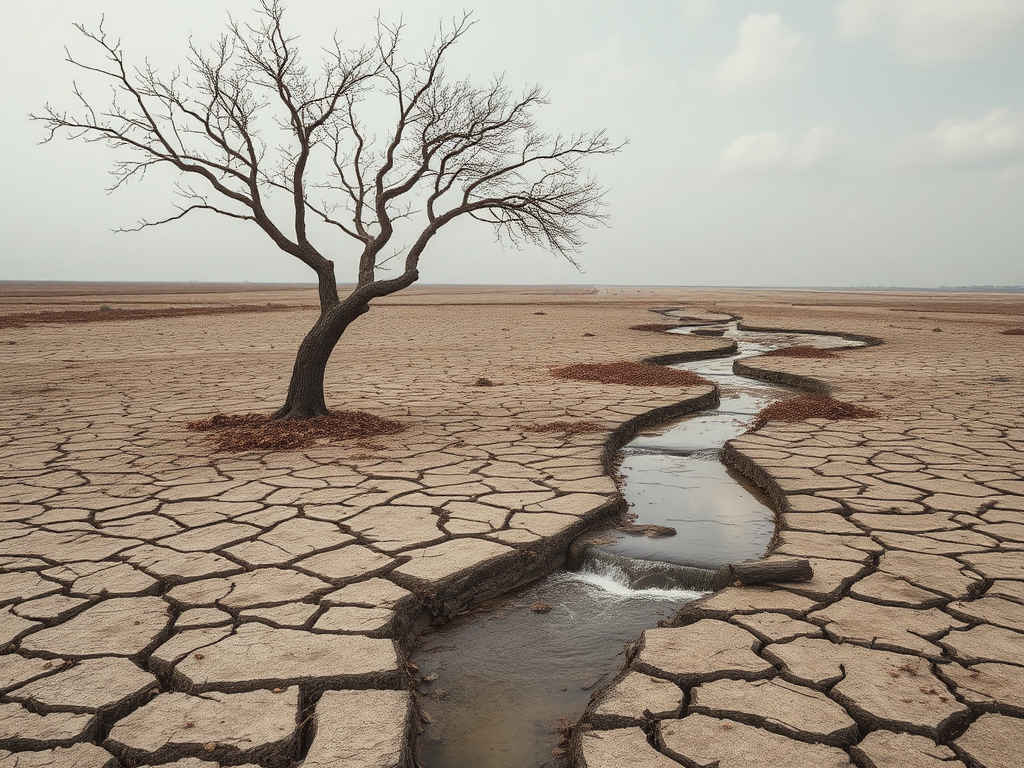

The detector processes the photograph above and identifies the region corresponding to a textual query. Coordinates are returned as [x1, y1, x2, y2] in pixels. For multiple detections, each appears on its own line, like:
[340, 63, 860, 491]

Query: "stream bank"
[413, 319, 863, 768]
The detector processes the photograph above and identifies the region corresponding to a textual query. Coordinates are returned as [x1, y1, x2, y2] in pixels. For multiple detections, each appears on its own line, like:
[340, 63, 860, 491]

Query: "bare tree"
[34, 1, 621, 419]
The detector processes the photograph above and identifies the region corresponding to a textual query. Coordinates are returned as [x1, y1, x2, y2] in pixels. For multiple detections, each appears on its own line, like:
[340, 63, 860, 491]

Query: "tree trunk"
[273, 300, 367, 420]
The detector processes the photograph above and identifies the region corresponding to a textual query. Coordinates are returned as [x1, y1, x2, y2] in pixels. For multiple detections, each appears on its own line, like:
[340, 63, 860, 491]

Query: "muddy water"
[413, 323, 861, 768]
[414, 574, 700, 768]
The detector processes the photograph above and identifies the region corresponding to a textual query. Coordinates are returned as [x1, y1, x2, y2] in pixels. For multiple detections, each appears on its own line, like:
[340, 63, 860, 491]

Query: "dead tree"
[34, 1, 621, 419]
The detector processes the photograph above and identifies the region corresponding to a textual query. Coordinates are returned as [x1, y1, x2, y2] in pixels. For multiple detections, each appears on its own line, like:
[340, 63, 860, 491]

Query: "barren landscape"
[1, 282, 1023, 768]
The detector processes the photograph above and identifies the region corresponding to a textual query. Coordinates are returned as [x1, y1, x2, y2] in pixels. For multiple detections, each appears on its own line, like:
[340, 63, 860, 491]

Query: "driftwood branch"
[716, 558, 814, 587]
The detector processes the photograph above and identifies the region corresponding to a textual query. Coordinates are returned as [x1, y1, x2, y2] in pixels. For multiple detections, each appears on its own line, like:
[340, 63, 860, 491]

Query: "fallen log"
[716, 558, 813, 587]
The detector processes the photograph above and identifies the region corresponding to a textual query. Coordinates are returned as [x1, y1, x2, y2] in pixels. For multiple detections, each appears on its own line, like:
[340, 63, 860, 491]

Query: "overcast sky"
[2, 0, 1023, 288]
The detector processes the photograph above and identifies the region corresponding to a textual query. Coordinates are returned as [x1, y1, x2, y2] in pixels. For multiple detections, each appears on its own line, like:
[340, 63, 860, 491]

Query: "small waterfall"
[575, 548, 722, 594]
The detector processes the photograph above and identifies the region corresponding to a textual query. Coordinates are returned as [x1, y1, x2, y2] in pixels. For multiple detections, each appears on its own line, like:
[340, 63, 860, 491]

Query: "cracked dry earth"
[0, 283, 727, 768]
[1, 284, 1022, 768]
[573, 291, 1024, 768]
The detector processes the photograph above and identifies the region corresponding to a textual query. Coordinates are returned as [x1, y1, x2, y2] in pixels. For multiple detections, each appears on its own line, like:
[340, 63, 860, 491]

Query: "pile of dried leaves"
[187, 410, 406, 451]
[522, 421, 605, 434]
[762, 346, 841, 359]
[551, 362, 708, 387]
[0, 303, 304, 329]
[628, 323, 679, 333]
[751, 393, 880, 431]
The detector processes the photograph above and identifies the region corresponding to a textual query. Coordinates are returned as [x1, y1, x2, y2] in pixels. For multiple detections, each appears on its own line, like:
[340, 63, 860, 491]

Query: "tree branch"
[113, 202, 256, 232]
[35, 4, 621, 314]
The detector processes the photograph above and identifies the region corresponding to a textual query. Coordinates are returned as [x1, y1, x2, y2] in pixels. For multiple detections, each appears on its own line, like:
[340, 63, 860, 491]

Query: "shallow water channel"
[413, 322, 861, 768]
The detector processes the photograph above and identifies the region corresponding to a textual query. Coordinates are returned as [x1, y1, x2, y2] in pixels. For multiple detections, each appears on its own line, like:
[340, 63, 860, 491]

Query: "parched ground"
[0, 283, 1022, 768]
[573, 290, 1024, 768]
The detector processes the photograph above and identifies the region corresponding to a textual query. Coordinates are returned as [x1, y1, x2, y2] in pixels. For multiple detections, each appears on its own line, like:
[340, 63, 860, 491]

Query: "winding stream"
[413, 319, 862, 768]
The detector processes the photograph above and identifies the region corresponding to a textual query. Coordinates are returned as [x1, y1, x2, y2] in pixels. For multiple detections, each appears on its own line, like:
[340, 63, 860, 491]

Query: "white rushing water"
[568, 560, 708, 601]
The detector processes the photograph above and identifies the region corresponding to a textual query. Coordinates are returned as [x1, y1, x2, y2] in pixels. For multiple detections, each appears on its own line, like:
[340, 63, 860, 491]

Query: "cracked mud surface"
[0, 284, 724, 767]
[2, 283, 1022, 767]
[573, 290, 1024, 768]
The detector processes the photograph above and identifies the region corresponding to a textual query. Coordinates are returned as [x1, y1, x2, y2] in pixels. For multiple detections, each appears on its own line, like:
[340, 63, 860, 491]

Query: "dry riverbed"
[0, 282, 1022, 767]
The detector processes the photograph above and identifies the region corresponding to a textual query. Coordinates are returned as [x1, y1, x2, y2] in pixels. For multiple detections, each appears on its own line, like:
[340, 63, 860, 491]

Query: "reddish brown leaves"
[762, 346, 841, 359]
[551, 362, 708, 387]
[628, 323, 679, 333]
[187, 410, 405, 451]
[522, 421, 605, 434]
[0, 304, 304, 329]
[751, 393, 880, 431]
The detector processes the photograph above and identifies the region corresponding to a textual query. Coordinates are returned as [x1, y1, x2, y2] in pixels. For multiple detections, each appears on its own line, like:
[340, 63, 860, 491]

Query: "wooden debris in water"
[722, 558, 814, 586]
[617, 522, 677, 538]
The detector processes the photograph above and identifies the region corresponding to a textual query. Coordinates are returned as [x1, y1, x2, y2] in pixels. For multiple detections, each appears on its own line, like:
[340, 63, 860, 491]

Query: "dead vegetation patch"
[629, 323, 679, 333]
[762, 346, 841, 359]
[551, 362, 709, 387]
[9, 385, 62, 396]
[0, 303, 305, 329]
[751, 393, 880, 431]
[522, 420, 605, 435]
[1001, 327, 1024, 335]
[187, 410, 406, 451]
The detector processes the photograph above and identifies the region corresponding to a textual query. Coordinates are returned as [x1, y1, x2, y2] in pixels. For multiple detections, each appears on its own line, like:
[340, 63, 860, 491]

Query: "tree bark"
[718, 558, 814, 586]
[273, 299, 368, 420]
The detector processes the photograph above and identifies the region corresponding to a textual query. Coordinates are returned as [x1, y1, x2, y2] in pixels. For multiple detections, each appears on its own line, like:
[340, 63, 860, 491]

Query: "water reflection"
[603, 452, 775, 569]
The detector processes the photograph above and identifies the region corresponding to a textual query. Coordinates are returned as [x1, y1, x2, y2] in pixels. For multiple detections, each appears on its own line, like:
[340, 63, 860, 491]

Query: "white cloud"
[796, 124, 848, 166]
[679, 0, 714, 25]
[711, 13, 807, 90]
[834, 0, 1024, 64]
[895, 108, 1024, 168]
[1001, 164, 1024, 184]
[720, 124, 847, 174]
[720, 132, 791, 172]
[569, 38, 649, 90]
